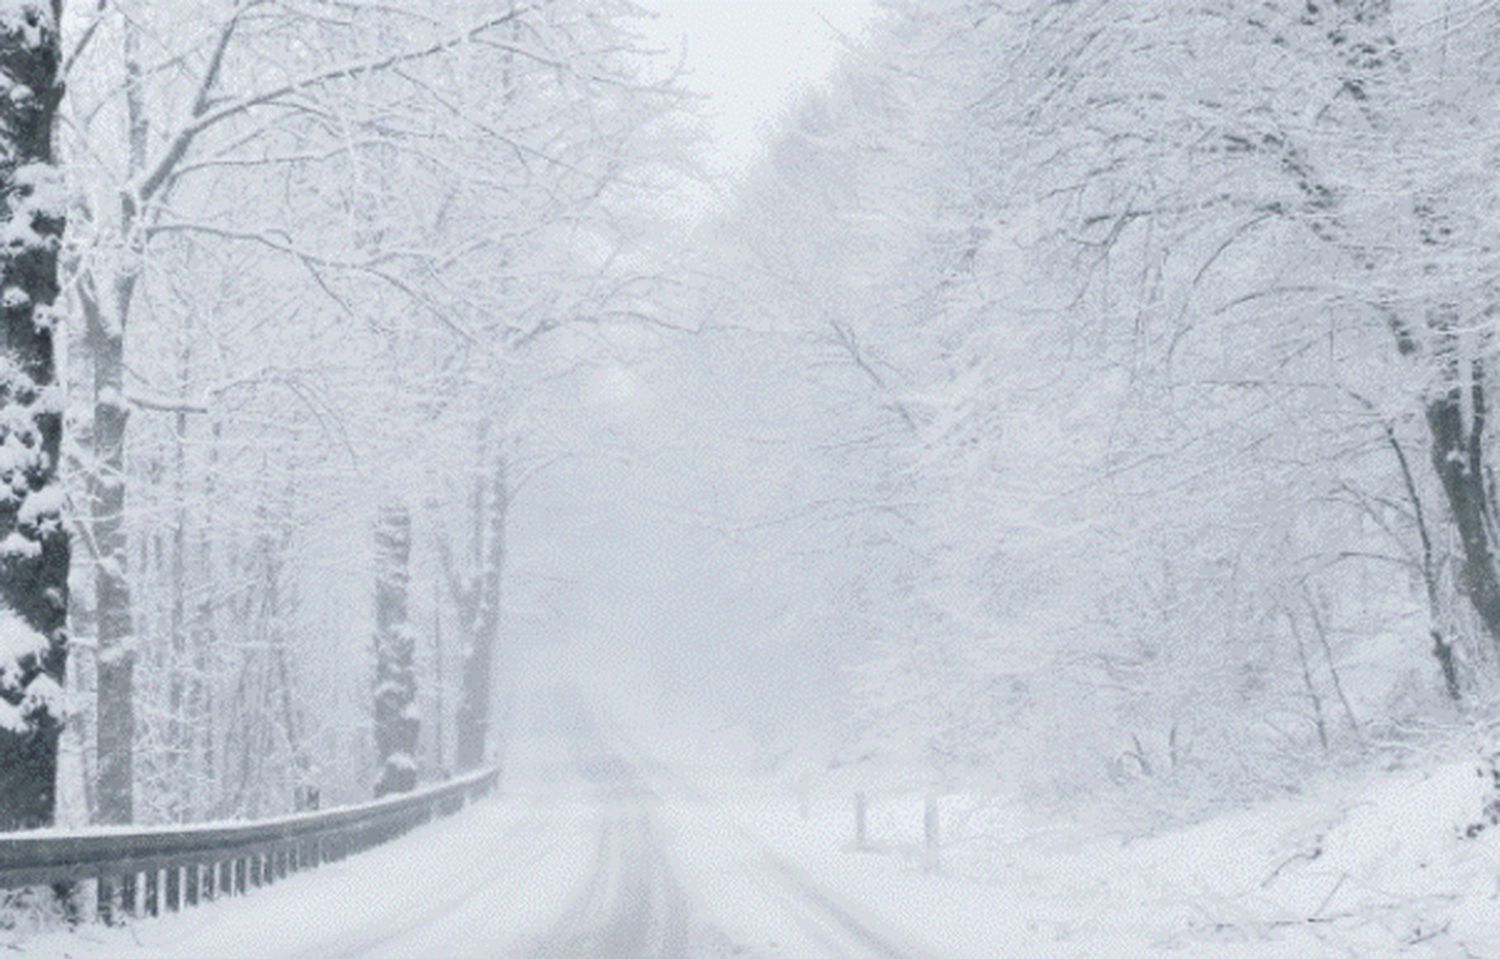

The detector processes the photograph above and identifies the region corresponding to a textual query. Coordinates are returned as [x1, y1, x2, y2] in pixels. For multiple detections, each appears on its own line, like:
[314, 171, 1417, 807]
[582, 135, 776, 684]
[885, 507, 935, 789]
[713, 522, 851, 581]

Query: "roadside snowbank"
[705, 757, 1500, 957]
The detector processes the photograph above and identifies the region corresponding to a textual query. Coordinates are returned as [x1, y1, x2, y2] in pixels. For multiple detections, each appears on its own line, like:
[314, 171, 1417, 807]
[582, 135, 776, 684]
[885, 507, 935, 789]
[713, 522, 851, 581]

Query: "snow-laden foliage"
[0, 0, 65, 831]
[697, 0, 1500, 810]
[14, 0, 1499, 854]
[52, 0, 693, 824]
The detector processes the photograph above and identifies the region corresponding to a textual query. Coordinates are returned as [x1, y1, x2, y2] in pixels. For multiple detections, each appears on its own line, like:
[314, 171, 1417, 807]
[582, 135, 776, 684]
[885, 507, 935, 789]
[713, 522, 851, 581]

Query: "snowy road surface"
[24, 719, 1500, 959]
[33, 713, 943, 959]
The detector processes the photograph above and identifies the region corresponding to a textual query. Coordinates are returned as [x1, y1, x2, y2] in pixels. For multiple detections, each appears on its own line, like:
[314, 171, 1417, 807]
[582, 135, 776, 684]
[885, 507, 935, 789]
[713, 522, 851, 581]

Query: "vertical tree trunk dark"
[1375, 414, 1464, 699]
[0, 0, 69, 831]
[373, 504, 417, 797]
[1425, 358, 1500, 650]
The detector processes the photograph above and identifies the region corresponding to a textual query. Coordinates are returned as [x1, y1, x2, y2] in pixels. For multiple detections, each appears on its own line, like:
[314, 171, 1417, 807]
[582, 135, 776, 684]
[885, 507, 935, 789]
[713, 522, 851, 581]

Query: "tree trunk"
[89, 10, 149, 826]
[456, 457, 506, 771]
[167, 402, 187, 818]
[192, 418, 221, 819]
[1425, 357, 1500, 650]
[89, 325, 132, 824]
[1376, 413, 1462, 699]
[373, 504, 417, 797]
[0, 0, 69, 831]
[432, 603, 445, 776]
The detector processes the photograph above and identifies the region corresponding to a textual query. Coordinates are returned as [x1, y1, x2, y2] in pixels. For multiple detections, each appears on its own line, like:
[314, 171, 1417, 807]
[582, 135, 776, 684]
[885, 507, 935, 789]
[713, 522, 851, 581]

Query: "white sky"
[642, 0, 878, 174]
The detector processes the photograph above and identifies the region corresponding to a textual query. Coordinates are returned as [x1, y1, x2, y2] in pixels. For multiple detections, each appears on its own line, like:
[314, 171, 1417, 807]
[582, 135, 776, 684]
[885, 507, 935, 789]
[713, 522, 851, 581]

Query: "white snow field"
[727, 759, 1500, 958]
[14, 712, 1500, 958]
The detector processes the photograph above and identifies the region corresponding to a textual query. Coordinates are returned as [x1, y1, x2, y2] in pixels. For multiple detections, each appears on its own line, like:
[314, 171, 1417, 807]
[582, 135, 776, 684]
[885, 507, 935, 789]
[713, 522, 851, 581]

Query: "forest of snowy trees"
[0, 0, 693, 831]
[694, 0, 1500, 815]
[0, 0, 1497, 877]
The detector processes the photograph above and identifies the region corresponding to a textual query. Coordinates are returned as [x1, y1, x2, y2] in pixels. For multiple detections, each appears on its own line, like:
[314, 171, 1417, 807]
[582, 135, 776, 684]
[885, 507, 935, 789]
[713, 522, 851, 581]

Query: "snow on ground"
[696, 757, 1500, 958]
[11, 797, 597, 959]
[11, 728, 1500, 958]
[10, 731, 600, 959]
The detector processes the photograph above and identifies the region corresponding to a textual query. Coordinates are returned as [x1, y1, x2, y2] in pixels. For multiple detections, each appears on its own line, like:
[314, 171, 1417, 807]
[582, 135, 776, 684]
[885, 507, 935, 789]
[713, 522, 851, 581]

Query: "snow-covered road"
[30, 692, 1497, 959]
[499, 719, 940, 958]
[27, 709, 942, 959]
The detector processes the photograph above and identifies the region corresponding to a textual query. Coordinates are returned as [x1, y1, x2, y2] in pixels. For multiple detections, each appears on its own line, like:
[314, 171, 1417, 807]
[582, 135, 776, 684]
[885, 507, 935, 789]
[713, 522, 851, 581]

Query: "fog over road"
[508, 707, 934, 959]
[68, 691, 938, 959]
[374, 702, 935, 959]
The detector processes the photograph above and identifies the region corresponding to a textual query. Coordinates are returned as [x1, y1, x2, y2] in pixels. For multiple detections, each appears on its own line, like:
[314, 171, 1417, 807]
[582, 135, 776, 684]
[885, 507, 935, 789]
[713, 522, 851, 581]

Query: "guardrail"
[0, 766, 500, 923]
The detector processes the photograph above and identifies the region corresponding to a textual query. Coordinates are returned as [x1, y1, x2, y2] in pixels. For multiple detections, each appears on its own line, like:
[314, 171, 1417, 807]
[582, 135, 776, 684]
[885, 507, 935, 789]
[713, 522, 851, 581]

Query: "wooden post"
[144, 868, 159, 916]
[853, 791, 868, 850]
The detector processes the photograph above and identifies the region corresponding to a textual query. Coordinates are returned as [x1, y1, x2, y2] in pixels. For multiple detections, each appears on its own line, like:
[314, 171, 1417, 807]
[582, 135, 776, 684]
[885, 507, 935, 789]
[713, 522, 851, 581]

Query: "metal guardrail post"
[144, 868, 159, 916]
[166, 865, 181, 911]
[96, 875, 113, 925]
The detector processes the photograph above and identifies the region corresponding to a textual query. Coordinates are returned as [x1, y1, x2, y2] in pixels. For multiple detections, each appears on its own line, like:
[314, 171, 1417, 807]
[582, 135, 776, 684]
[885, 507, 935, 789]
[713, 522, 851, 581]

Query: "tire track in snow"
[523, 805, 698, 957]
[600, 720, 941, 959]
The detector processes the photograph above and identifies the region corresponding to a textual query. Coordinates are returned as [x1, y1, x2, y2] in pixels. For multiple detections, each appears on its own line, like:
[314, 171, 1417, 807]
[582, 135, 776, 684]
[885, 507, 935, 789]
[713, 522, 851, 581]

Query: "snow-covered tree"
[43, 0, 691, 822]
[689, 0, 1500, 810]
[372, 503, 415, 798]
[0, 0, 67, 831]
